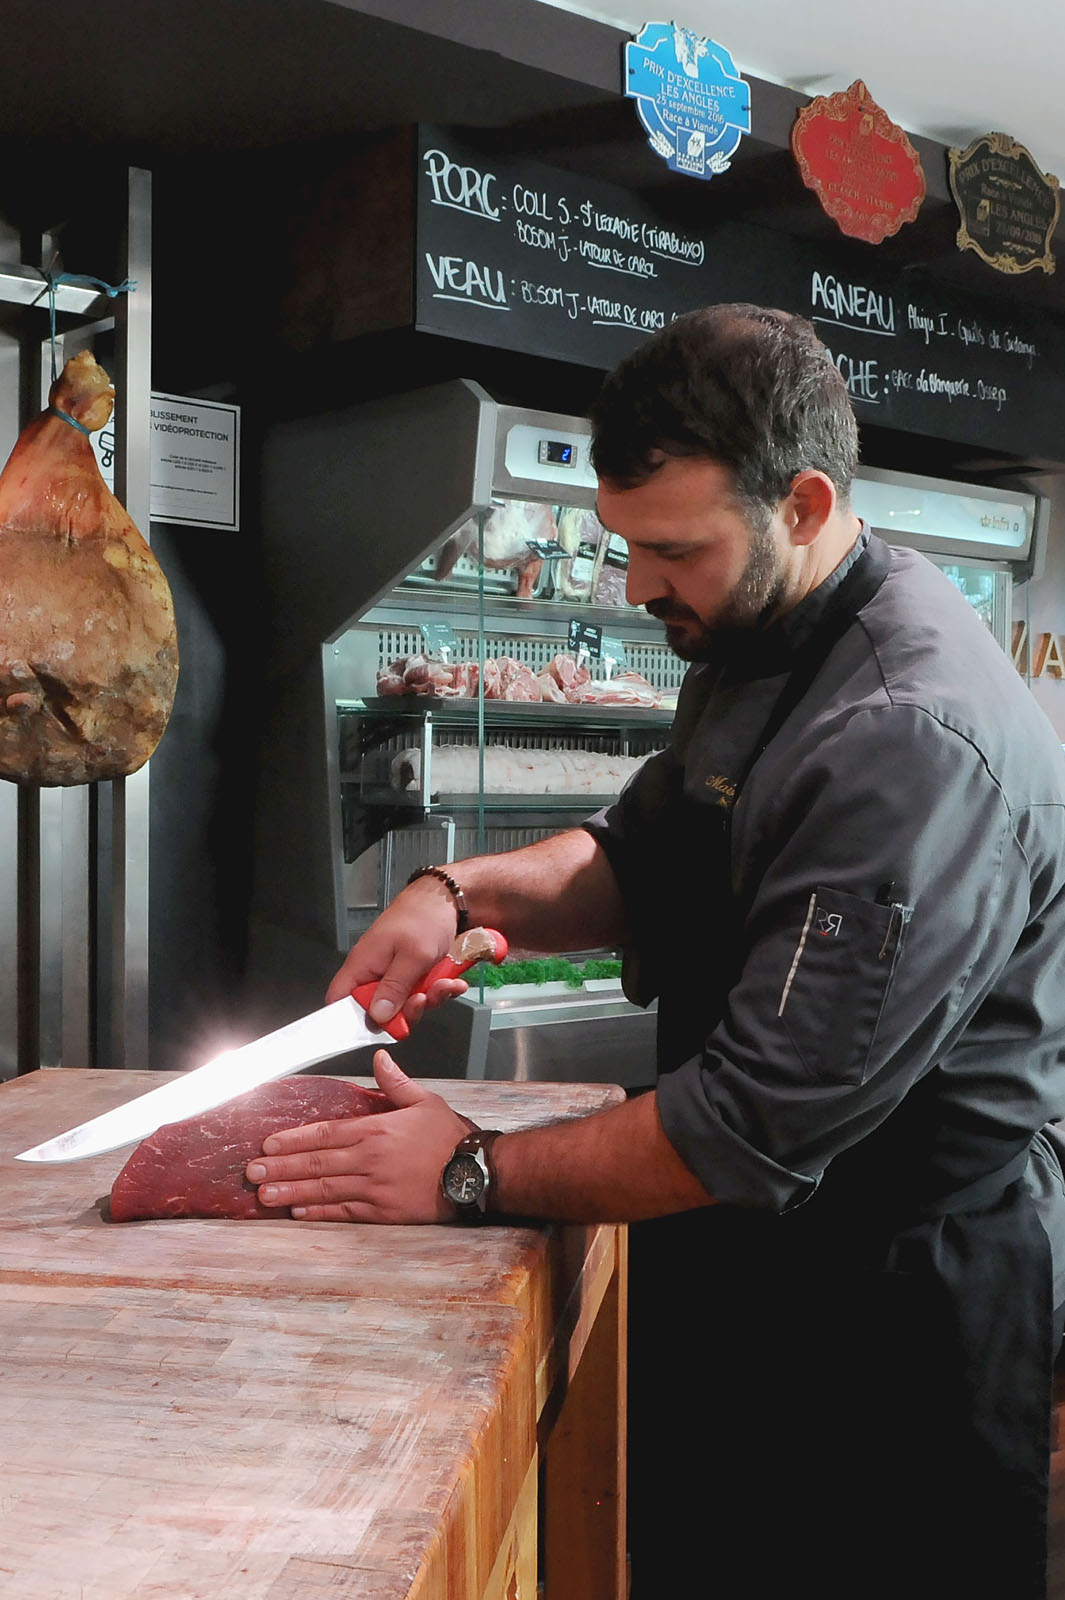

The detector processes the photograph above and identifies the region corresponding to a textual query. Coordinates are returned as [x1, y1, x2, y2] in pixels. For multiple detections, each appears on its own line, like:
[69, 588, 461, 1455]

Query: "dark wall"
[146, 522, 262, 1067]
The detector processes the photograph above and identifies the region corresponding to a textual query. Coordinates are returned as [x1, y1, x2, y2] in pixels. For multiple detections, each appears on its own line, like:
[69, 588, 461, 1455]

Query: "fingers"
[260, 1115, 369, 1156]
[400, 993, 428, 1030]
[246, 1144, 368, 1185]
[420, 977, 469, 1010]
[396, 977, 468, 1032]
[362, 949, 446, 1023]
[372, 1049, 428, 1109]
[325, 937, 434, 1014]
[291, 1202, 381, 1222]
[253, 1171, 372, 1210]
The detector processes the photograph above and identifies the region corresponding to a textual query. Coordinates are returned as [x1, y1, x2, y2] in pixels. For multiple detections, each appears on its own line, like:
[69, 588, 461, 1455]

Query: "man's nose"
[625, 550, 669, 609]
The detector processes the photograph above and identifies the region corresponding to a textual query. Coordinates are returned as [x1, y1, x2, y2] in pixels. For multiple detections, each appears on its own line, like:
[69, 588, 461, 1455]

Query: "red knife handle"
[351, 927, 508, 1042]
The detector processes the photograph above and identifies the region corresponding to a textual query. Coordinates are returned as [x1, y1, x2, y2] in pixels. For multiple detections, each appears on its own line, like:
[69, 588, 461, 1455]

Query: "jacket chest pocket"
[778, 885, 911, 1085]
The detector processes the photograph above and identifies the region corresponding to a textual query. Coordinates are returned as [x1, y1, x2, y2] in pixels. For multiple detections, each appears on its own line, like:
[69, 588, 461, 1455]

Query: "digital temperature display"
[538, 439, 576, 467]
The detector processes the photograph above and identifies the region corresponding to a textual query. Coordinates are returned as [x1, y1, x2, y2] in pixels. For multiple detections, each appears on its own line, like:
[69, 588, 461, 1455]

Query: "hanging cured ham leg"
[0, 350, 178, 785]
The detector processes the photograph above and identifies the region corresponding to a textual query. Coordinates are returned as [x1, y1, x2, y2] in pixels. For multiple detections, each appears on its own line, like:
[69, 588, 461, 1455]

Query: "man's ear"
[783, 471, 837, 546]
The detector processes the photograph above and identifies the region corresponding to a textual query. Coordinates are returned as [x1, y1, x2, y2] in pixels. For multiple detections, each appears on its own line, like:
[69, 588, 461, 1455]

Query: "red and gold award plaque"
[792, 79, 926, 244]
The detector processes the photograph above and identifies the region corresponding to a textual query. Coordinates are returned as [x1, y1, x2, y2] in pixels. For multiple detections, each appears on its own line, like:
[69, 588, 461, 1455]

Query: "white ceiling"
[537, 0, 1065, 181]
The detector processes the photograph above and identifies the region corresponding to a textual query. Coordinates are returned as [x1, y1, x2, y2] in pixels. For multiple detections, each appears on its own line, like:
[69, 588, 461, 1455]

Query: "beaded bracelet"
[407, 865, 470, 933]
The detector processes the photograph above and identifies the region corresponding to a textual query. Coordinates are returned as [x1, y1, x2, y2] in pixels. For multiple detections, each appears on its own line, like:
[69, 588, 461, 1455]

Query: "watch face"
[444, 1152, 486, 1207]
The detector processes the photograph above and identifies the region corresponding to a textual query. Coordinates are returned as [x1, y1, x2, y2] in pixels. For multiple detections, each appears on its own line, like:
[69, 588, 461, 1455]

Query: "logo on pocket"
[816, 911, 843, 937]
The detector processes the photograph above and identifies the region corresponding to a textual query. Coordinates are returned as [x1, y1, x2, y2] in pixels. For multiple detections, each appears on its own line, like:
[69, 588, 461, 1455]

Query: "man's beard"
[645, 512, 789, 662]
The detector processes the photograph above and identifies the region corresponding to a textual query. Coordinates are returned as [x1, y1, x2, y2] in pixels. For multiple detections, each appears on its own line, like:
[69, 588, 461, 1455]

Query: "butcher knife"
[15, 927, 508, 1164]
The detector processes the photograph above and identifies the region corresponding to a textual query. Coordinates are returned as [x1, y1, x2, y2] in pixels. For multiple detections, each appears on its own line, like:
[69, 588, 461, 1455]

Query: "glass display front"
[332, 495, 680, 1005]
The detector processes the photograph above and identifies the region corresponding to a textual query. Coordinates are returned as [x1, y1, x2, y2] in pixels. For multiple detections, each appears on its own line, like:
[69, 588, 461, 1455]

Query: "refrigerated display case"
[257, 380, 678, 1086]
[850, 464, 1047, 655]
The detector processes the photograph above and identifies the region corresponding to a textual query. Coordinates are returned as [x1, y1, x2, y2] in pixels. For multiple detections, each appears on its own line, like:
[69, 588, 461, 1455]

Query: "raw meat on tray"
[375, 651, 654, 704]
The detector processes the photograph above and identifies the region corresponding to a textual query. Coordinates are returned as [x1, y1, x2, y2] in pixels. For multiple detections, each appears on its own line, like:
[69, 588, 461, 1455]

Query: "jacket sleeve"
[653, 701, 1046, 1210]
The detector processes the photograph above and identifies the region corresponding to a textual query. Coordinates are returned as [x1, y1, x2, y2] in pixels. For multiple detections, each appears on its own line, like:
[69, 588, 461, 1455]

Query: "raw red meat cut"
[108, 1076, 389, 1222]
[0, 350, 178, 785]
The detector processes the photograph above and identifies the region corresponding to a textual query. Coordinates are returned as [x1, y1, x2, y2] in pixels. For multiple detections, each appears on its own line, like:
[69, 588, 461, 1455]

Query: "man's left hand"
[245, 1050, 469, 1223]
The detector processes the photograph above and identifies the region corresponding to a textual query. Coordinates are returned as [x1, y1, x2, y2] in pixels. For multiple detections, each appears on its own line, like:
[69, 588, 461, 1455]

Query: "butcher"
[247, 306, 1065, 1599]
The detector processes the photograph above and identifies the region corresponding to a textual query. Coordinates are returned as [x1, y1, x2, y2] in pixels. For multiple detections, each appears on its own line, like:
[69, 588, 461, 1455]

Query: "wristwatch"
[441, 1128, 502, 1222]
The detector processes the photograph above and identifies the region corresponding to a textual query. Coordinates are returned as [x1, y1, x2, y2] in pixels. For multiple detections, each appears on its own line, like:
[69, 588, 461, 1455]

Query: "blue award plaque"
[624, 21, 750, 181]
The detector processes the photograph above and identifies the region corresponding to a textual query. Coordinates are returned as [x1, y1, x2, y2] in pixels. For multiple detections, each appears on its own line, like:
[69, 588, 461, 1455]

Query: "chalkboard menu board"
[415, 125, 1065, 462]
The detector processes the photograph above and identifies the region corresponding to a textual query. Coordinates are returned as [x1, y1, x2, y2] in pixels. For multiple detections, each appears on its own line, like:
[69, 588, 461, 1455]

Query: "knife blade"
[15, 926, 508, 1164]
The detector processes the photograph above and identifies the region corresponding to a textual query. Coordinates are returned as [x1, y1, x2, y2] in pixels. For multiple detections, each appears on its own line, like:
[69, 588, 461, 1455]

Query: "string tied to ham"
[47, 405, 91, 437]
[31, 269, 138, 381]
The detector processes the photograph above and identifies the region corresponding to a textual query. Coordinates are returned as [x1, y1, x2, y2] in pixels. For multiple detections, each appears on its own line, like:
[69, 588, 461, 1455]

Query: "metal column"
[108, 167, 153, 1070]
[0, 166, 153, 1077]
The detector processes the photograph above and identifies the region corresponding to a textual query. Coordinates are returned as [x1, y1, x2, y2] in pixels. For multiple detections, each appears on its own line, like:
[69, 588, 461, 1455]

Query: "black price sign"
[420, 620, 461, 661]
[568, 618, 603, 659]
[526, 539, 567, 558]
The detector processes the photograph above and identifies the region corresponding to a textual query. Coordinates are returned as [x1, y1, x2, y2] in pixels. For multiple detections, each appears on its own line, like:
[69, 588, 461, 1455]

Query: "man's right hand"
[325, 876, 469, 1024]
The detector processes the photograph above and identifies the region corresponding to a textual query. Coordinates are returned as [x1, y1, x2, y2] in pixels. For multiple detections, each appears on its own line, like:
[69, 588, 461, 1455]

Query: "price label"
[568, 618, 603, 659]
[526, 539, 567, 558]
[600, 635, 628, 673]
[570, 537, 599, 587]
[420, 621, 461, 662]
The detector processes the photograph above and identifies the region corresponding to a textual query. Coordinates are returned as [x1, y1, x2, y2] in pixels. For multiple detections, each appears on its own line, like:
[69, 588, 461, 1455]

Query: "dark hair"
[590, 304, 859, 512]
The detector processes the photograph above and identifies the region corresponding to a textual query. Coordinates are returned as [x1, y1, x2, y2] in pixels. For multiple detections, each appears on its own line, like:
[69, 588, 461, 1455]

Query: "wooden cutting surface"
[0, 1069, 628, 1600]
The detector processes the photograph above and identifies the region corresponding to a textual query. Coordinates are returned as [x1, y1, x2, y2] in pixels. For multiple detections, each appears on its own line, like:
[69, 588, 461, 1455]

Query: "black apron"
[628, 541, 1056, 1599]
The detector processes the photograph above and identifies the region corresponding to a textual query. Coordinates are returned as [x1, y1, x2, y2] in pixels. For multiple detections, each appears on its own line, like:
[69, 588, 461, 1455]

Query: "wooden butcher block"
[0, 1070, 628, 1600]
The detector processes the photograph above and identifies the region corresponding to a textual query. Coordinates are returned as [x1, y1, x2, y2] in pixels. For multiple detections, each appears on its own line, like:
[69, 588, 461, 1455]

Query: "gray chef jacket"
[587, 532, 1065, 1281]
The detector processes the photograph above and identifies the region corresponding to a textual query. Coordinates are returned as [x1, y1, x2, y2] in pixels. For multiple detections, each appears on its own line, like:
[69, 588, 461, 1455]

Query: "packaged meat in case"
[557, 507, 605, 601]
[592, 533, 631, 608]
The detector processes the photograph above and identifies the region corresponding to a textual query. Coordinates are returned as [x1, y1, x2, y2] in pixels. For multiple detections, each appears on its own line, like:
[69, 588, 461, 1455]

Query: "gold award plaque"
[948, 132, 1060, 275]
